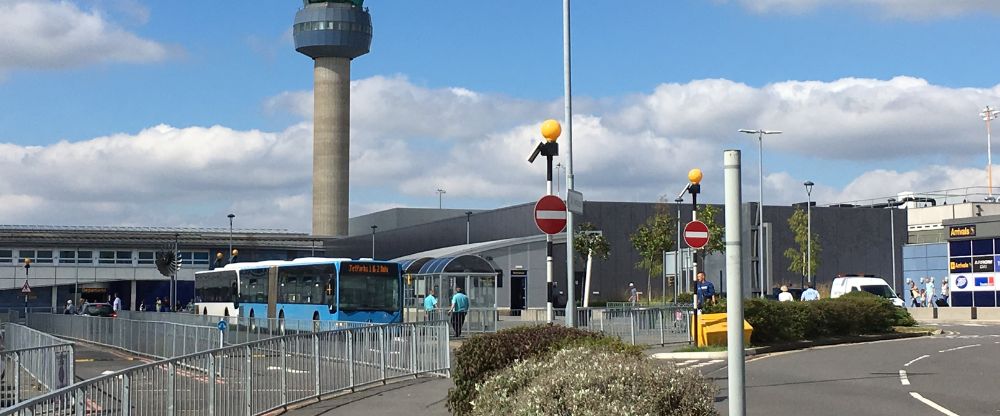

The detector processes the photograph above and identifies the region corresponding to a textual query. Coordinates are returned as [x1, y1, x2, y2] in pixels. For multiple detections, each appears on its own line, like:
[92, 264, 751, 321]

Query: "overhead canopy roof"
[398, 255, 495, 275]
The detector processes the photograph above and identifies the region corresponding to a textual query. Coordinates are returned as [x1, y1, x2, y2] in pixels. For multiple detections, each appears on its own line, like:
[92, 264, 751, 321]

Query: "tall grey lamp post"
[436, 189, 446, 209]
[675, 197, 683, 298]
[739, 129, 782, 297]
[370, 225, 378, 258]
[465, 211, 473, 244]
[983, 106, 1000, 200]
[227, 213, 235, 264]
[888, 198, 897, 292]
[804, 181, 814, 284]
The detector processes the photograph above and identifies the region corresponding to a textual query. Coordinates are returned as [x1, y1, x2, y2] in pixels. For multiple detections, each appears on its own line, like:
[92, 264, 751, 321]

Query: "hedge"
[743, 291, 915, 344]
[447, 325, 642, 415]
[470, 347, 718, 416]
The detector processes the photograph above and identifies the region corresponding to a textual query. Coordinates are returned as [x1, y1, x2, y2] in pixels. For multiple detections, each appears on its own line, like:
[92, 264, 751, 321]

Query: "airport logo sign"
[955, 275, 968, 289]
[975, 276, 995, 287]
[949, 225, 976, 238]
[950, 258, 972, 273]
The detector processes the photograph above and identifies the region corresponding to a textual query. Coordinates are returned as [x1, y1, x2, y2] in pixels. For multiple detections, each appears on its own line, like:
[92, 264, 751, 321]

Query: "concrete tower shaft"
[293, 0, 372, 237]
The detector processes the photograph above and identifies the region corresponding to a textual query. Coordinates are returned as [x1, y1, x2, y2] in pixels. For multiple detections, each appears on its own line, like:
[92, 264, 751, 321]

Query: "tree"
[783, 207, 822, 284]
[630, 206, 676, 301]
[574, 222, 610, 307]
[695, 204, 725, 256]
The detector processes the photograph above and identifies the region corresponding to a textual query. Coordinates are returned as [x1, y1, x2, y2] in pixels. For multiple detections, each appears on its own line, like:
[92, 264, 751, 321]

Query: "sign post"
[217, 319, 228, 348]
[534, 195, 567, 235]
[684, 221, 710, 250]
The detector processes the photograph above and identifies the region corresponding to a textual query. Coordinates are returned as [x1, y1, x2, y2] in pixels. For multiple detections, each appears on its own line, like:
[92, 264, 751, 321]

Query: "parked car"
[830, 275, 904, 307]
[80, 302, 117, 317]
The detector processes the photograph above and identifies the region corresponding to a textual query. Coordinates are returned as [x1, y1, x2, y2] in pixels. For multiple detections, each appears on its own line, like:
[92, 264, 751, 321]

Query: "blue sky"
[1, 0, 999, 231]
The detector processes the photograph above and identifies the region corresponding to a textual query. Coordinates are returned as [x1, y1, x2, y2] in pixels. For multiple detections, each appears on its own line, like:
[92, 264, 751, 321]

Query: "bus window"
[338, 262, 400, 312]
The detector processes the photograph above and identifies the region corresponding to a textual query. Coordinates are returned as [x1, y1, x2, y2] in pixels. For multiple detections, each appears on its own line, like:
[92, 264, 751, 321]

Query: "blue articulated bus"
[195, 257, 403, 325]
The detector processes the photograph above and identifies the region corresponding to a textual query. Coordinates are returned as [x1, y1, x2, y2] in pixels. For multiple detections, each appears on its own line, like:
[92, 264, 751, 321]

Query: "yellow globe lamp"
[231, 249, 239, 258]
[541, 119, 561, 142]
[688, 168, 703, 184]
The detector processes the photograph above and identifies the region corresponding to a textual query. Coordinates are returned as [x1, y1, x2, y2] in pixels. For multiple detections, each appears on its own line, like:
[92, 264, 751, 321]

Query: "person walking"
[924, 277, 935, 308]
[908, 280, 920, 307]
[155, 297, 162, 312]
[778, 285, 794, 302]
[449, 287, 470, 337]
[695, 272, 716, 308]
[64, 300, 75, 315]
[939, 279, 949, 306]
[423, 289, 438, 320]
[627, 282, 638, 307]
[112, 293, 122, 312]
[800, 284, 820, 301]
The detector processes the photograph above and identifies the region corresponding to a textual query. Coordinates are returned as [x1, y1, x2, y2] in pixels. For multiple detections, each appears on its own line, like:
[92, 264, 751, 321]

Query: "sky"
[1, 0, 999, 232]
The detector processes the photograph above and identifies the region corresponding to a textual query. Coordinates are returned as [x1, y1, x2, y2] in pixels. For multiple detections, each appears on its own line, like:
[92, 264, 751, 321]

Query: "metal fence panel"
[0, 323, 75, 410]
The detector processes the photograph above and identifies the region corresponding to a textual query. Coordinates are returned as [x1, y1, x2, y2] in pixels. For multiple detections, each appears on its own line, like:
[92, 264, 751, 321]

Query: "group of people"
[63, 293, 123, 314]
[908, 277, 948, 307]
[777, 285, 820, 302]
[421, 287, 470, 337]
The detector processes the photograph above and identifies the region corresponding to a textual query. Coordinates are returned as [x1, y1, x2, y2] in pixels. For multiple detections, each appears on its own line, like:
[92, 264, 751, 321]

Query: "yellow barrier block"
[690, 312, 753, 347]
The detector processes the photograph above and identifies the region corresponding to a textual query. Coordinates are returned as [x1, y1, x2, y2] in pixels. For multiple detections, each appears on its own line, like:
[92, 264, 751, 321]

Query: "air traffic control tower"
[293, 0, 372, 236]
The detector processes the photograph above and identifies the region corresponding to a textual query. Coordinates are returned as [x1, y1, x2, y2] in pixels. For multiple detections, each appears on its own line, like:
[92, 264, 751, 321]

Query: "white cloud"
[723, 0, 1000, 18]
[0, 0, 168, 71]
[5, 75, 1000, 231]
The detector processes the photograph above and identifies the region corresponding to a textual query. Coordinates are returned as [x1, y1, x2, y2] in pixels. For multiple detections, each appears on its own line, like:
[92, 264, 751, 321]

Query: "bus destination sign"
[344, 263, 392, 274]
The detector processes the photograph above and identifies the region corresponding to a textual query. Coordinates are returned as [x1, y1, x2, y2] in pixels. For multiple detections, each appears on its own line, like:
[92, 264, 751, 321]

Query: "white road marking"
[938, 344, 981, 353]
[904, 354, 930, 367]
[960, 323, 985, 327]
[910, 392, 960, 416]
[676, 359, 698, 367]
[689, 359, 724, 369]
[898, 370, 910, 385]
[101, 370, 115, 375]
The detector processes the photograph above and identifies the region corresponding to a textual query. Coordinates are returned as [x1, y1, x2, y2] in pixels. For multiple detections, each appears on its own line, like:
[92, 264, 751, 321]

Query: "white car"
[830, 275, 905, 307]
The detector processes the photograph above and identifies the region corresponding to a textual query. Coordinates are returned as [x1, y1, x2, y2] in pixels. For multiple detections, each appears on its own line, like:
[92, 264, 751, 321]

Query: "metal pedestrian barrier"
[486, 306, 692, 346]
[3, 320, 450, 416]
[409, 308, 497, 333]
[0, 323, 75, 408]
[118, 311, 373, 345]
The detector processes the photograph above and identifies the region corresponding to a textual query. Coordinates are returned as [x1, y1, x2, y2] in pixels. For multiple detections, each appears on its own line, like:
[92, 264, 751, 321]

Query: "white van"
[830, 275, 904, 307]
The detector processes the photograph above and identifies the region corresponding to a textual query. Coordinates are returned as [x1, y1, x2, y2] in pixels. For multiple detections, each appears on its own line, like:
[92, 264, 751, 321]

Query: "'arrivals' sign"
[949, 225, 976, 238]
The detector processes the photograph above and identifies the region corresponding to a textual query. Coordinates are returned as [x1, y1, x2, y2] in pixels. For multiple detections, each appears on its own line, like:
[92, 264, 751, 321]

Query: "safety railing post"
[172, 324, 178, 358]
[167, 362, 176, 416]
[347, 331, 355, 390]
[245, 345, 252, 416]
[74, 386, 85, 414]
[313, 333, 321, 396]
[207, 353, 216, 416]
[279, 339, 287, 405]
[659, 309, 665, 345]
[122, 372, 131, 416]
[13, 352, 21, 403]
[379, 327, 387, 384]
[630, 311, 637, 345]
[410, 324, 418, 376]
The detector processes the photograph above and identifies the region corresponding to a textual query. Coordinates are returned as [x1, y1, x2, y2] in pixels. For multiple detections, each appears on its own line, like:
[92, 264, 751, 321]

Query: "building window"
[99, 251, 116, 264]
[138, 251, 155, 265]
[59, 250, 76, 264]
[19, 250, 35, 263]
[180, 251, 210, 265]
[116, 250, 133, 265]
[0, 250, 12, 263]
[78, 251, 93, 265]
[35, 250, 53, 264]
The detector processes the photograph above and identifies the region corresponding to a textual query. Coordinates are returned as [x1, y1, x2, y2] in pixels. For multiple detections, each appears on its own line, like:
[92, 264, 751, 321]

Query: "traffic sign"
[534, 195, 567, 235]
[684, 220, 710, 249]
[217, 319, 228, 332]
[21, 280, 31, 294]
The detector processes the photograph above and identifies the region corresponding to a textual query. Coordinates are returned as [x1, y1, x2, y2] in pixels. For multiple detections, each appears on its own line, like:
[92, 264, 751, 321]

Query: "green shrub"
[447, 325, 631, 415]
[744, 292, 905, 344]
[676, 292, 694, 304]
[470, 347, 718, 416]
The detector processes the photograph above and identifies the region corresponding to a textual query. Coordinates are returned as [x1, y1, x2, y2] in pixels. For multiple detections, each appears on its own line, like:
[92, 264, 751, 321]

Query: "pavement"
[71, 341, 150, 381]
[276, 377, 452, 416]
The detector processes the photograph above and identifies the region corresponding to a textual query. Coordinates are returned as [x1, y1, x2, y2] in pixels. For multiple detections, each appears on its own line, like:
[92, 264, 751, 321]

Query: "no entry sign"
[534, 195, 567, 235]
[684, 220, 710, 249]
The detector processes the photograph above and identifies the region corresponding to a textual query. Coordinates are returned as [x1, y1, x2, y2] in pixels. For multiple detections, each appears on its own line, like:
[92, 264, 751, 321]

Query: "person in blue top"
[695, 272, 716, 309]
[423, 289, 438, 320]
[449, 287, 470, 337]
[800, 285, 820, 301]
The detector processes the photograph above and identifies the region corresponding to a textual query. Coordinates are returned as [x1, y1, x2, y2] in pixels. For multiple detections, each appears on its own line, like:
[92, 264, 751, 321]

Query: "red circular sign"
[684, 220, 710, 249]
[534, 195, 567, 235]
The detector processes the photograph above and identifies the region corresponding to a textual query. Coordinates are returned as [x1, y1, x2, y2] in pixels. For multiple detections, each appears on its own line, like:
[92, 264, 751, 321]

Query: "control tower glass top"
[304, 0, 364, 6]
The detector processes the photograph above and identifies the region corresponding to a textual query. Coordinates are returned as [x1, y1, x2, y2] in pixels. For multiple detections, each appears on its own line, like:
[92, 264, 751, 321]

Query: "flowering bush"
[447, 325, 641, 415]
[471, 347, 718, 416]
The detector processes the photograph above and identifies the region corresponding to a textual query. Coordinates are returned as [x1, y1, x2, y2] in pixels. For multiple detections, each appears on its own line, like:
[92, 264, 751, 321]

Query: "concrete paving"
[71, 341, 149, 381]
[277, 377, 452, 416]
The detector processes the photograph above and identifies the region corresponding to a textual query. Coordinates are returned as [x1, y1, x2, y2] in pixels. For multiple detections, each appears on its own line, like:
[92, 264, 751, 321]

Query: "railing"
[28, 314, 223, 360]
[0, 323, 75, 408]
[4, 320, 451, 416]
[488, 307, 692, 346]
[409, 308, 497, 333]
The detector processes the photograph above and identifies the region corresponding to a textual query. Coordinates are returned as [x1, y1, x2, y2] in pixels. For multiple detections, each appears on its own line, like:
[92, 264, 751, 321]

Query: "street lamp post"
[983, 106, 1000, 200]
[739, 129, 782, 297]
[227, 213, 235, 265]
[436, 189, 446, 209]
[23, 258, 31, 317]
[888, 198, 897, 292]
[529, 119, 561, 323]
[804, 181, 814, 285]
[370, 225, 378, 258]
[465, 211, 473, 245]
[675, 197, 683, 299]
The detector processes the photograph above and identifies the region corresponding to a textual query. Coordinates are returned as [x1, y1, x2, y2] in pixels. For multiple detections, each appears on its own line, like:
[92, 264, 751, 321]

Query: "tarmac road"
[710, 322, 1000, 415]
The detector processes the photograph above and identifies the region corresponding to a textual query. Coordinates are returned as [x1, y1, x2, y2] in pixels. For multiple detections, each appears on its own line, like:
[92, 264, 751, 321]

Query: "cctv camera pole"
[724, 150, 746, 416]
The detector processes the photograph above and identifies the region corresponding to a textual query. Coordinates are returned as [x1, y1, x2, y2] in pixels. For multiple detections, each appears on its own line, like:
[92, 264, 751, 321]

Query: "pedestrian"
[939, 279, 949, 306]
[138, 299, 146, 312]
[924, 277, 935, 308]
[155, 297, 162, 312]
[423, 289, 438, 320]
[449, 287, 470, 337]
[778, 285, 794, 302]
[112, 293, 122, 312]
[908, 280, 920, 307]
[627, 282, 638, 307]
[64, 300, 75, 315]
[800, 284, 820, 301]
[695, 272, 716, 308]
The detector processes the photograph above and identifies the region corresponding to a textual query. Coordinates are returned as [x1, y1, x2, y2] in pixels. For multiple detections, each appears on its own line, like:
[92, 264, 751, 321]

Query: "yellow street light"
[541, 119, 561, 142]
[688, 168, 703, 184]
